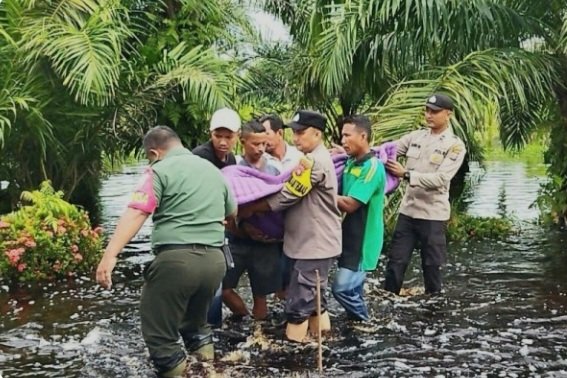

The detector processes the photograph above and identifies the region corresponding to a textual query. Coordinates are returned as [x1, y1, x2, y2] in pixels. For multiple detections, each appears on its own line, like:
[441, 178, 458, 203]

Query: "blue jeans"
[332, 267, 369, 321]
[207, 285, 222, 328]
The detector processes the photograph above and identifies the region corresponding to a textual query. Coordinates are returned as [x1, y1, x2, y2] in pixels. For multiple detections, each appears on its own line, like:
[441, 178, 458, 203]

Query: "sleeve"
[409, 141, 466, 190]
[346, 159, 386, 205]
[224, 184, 237, 216]
[127, 167, 161, 214]
[266, 155, 325, 211]
[395, 132, 414, 156]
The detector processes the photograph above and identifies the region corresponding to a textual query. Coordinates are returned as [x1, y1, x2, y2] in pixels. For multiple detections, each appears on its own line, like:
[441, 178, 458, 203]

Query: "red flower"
[17, 263, 27, 272]
[73, 253, 83, 263]
[93, 226, 103, 235]
[0, 220, 9, 228]
[71, 245, 79, 253]
[24, 239, 37, 248]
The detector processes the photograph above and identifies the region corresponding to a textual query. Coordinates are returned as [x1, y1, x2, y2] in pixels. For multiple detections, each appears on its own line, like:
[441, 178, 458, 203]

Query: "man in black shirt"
[192, 107, 241, 329]
[192, 108, 240, 168]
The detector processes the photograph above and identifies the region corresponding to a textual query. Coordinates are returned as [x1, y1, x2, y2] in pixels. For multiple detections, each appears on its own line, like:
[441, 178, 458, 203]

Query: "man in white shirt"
[260, 114, 303, 172]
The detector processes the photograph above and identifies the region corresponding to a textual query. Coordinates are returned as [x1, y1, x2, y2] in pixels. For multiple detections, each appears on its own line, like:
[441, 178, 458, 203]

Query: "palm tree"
[0, 0, 253, 216]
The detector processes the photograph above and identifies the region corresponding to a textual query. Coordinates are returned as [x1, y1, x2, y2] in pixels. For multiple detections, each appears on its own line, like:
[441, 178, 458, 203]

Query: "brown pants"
[285, 258, 334, 324]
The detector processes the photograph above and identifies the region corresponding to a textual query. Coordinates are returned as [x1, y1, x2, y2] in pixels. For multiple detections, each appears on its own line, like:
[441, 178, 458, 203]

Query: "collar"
[164, 146, 192, 159]
[349, 151, 373, 166]
[428, 126, 453, 140]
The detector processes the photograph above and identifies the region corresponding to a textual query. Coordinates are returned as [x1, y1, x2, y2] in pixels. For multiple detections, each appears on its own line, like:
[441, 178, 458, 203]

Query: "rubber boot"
[285, 320, 309, 343]
[308, 311, 331, 336]
[160, 358, 187, 378]
[193, 343, 214, 361]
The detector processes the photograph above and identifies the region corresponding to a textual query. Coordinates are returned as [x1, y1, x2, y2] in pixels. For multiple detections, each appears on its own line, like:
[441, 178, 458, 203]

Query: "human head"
[425, 93, 453, 131]
[286, 110, 326, 153]
[340, 115, 372, 158]
[143, 126, 182, 163]
[240, 119, 268, 163]
[260, 114, 285, 154]
[209, 108, 241, 155]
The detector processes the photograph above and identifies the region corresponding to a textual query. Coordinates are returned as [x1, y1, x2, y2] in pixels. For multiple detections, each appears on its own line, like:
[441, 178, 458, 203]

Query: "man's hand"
[385, 159, 407, 178]
[96, 255, 117, 290]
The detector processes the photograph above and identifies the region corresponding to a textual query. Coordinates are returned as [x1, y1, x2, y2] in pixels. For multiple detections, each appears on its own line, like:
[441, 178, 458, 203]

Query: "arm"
[96, 167, 161, 289]
[342, 158, 386, 213]
[338, 195, 362, 214]
[408, 143, 466, 190]
[96, 209, 149, 289]
[395, 132, 413, 156]
[266, 155, 324, 212]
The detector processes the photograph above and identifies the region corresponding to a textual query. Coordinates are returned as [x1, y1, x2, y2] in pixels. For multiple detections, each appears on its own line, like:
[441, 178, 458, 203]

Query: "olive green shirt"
[128, 147, 236, 248]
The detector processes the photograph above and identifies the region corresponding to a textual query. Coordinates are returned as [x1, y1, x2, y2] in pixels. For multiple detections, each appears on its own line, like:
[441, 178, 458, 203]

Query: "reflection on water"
[464, 161, 548, 220]
[1, 160, 567, 377]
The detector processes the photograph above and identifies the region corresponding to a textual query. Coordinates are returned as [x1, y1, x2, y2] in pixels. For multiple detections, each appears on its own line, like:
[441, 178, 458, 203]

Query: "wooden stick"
[315, 269, 323, 373]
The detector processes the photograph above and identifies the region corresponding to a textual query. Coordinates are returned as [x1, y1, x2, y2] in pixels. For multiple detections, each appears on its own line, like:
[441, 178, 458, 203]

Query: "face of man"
[211, 128, 238, 154]
[262, 120, 282, 154]
[425, 108, 452, 130]
[292, 127, 321, 153]
[241, 132, 267, 163]
[341, 123, 368, 157]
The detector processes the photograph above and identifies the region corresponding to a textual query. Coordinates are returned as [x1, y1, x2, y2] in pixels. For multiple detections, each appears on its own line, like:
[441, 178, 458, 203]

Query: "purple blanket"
[222, 142, 399, 240]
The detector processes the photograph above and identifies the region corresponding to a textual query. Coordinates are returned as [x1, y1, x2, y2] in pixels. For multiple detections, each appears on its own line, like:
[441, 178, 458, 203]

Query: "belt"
[155, 243, 218, 254]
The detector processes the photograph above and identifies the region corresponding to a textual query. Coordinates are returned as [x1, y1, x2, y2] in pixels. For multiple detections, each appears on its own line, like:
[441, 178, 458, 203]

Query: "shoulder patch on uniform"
[285, 156, 314, 197]
[450, 144, 464, 154]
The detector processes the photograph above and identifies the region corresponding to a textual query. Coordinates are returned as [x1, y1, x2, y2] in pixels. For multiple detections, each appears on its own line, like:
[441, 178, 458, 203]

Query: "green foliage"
[0, 181, 103, 282]
[446, 213, 515, 241]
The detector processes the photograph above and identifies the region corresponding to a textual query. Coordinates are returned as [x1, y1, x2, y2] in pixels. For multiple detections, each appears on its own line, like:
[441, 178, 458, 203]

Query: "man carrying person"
[260, 113, 303, 300]
[383, 93, 466, 296]
[193, 107, 240, 169]
[260, 114, 303, 172]
[96, 126, 236, 377]
[239, 110, 342, 342]
[192, 107, 241, 328]
[222, 119, 282, 321]
[332, 115, 386, 322]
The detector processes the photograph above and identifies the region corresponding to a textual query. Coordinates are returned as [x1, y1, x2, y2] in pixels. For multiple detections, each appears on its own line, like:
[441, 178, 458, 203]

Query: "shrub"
[0, 181, 103, 282]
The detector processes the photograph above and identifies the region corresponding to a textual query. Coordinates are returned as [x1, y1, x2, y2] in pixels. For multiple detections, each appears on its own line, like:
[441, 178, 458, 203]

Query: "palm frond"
[152, 42, 233, 111]
[371, 49, 558, 161]
[18, 0, 132, 106]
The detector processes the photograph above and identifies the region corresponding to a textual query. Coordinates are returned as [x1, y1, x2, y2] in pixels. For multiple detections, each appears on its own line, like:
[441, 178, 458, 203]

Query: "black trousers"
[384, 214, 447, 295]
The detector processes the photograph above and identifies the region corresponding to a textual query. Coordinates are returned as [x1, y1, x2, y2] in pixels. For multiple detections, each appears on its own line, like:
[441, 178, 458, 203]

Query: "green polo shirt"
[130, 147, 236, 249]
[339, 154, 386, 271]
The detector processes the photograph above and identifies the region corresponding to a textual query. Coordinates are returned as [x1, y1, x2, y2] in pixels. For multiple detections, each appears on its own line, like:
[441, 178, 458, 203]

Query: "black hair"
[259, 114, 284, 132]
[143, 126, 181, 151]
[340, 115, 372, 142]
[241, 119, 267, 137]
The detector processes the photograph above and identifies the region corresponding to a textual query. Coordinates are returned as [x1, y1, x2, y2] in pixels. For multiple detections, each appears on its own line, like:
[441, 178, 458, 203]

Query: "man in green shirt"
[96, 126, 236, 377]
[333, 115, 386, 321]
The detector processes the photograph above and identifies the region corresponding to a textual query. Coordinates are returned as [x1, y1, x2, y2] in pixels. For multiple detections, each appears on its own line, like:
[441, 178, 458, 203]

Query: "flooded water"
[2, 160, 567, 377]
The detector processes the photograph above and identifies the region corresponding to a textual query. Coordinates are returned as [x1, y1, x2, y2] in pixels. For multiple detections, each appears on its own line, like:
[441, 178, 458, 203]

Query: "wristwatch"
[403, 171, 411, 181]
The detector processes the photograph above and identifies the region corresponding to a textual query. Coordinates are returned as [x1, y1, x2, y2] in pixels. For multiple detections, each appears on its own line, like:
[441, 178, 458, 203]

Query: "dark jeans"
[286, 258, 334, 324]
[384, 214, 447, 295]
[140, 246, 225, 373]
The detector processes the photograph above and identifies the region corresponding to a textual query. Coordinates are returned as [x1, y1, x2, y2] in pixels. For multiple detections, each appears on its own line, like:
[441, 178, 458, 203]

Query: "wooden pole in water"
[315, 269, 323, 373]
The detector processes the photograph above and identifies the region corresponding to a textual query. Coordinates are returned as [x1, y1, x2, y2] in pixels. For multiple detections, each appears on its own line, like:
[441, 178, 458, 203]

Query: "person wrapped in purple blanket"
[221, 141, 399, 240]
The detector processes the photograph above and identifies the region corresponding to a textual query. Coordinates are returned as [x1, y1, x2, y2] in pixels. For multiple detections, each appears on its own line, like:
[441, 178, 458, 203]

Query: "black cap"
[286, 110, 327, 132]
[425, 94, 454, 111]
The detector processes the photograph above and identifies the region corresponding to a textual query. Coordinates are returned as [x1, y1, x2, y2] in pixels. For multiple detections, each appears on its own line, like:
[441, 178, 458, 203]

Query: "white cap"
[210, 108, 241, 132]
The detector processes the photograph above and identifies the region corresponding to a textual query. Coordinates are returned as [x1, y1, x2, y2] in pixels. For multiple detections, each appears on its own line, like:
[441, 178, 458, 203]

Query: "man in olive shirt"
[240, 110, 342, 342]
[96, 126, 236, 377]
[384, 94, 466, 296]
